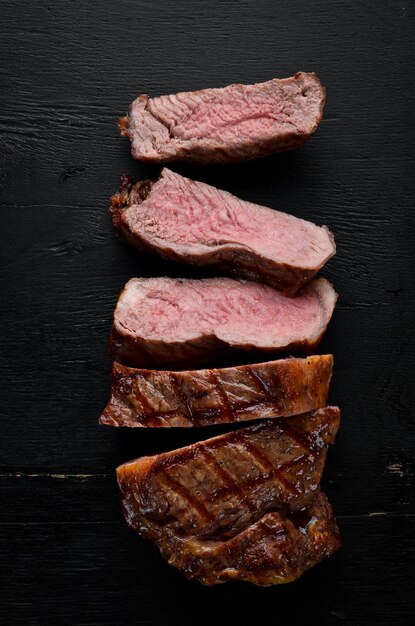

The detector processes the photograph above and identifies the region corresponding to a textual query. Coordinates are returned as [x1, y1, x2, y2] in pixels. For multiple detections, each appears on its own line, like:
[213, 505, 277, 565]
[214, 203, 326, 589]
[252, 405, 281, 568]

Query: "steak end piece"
[99, 354, 333, 428]
[110, 168, 335, 295]
[116, 407, 341, 586]
[119, 72, 326, 164]
[108, 276, 337, 368]
[165, 490, 340, 586]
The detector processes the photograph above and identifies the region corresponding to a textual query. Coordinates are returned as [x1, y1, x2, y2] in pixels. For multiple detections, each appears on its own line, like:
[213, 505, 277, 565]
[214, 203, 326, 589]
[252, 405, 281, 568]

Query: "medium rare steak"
[110, 168, 335, 294]
[117, 407, 341, 585]
[109, 277, 337, 368]
[100, 355, 333, 428]
[119, 72, 325, 164]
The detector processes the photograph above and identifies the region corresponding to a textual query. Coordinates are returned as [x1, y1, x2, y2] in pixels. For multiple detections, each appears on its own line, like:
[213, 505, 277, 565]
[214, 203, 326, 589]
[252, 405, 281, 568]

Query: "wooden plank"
[1, 0, 414, 623]
[0, 515, 414, 625]
[1, 1, 414, 209]
[0, 462, 413, 525]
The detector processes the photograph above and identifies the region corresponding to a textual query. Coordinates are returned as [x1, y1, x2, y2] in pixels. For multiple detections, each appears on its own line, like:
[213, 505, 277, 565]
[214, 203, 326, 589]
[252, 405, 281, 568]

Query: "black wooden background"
[1, 1, 414, 624]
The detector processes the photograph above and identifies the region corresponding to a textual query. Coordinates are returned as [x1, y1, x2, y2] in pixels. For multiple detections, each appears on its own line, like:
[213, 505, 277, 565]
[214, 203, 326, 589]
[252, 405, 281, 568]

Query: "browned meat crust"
[117, 407, 341, 585]
[100, 355, 333, 428]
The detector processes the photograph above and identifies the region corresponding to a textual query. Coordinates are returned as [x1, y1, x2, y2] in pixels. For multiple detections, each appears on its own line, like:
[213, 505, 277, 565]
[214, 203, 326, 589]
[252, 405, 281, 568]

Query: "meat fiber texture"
[109, 277, 337, 368]
[119, 72, 326, 164]
[100, 355, 333, 428]
[117, 407, 341, 586]
[110, 168, 335, 295]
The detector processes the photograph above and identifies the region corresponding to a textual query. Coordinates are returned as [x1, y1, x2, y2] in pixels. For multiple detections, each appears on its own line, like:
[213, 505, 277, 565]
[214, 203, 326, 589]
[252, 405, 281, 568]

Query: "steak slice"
[110, 168, 335, 295]
[117, 406, 341, 585]
[100, 354, 333, 428]
[119, 72, 325, 164]
[109, 277, 337, 368]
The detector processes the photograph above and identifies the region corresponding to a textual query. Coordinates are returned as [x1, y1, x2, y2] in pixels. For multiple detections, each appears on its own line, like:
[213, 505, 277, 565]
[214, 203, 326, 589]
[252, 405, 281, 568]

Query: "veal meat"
[100, 354, 333, 428]
[109, 277, 337, 368]
[110, 168, 335, 294]
[119, 72, 326, 164]
[117, 407, 341, 585]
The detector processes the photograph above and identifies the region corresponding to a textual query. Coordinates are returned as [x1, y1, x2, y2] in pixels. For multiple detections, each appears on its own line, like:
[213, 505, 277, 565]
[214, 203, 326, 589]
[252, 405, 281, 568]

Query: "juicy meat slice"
[110, 168, 335, 295]
[119, 72, 326, 164]
[100, 354, 333, 428]
[117, 407, 341, 585]
[109, 277, 337, 368]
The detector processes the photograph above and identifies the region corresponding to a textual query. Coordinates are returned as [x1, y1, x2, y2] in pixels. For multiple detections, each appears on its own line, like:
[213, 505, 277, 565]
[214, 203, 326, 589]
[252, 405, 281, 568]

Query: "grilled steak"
[110, 168, 335, 295]
[119, 72, 325, 164]
[117, 406, 341, 585]
[100, 355, 333, 428]
[109, 277, 337, 368]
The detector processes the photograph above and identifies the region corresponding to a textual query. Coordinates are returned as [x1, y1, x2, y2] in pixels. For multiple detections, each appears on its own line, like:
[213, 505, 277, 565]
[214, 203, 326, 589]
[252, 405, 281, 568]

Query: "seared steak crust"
[117, 407, 341, 585]
[100, 355, 333, 428]
[164, 491, 340, 586]
[110, 169, 335, 295]
[119, 72, 326, 164]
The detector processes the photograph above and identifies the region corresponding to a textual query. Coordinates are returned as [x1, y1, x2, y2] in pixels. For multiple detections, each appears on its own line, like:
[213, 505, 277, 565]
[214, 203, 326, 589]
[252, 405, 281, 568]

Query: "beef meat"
[110, 168, 335, 295]
[117, 407, 341, 585]
[109, 277, 337, 368]
[100, 354, 333, 428]
[119, 72, 325, 164]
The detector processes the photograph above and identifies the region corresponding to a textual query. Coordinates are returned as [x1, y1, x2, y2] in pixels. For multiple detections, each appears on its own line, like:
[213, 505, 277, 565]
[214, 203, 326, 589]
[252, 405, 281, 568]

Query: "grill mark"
[110, 360, 333, 426]
[245, 366, 274, 400]
[200, 447, 256, 513]
[209, 372, 234, 423]
[116, 396, 277, 426]
[242, 440, 276, 473]
[126, 393, 264, 423]
[133, 425, 329, 531]
[157, 452, 317, 534]
[242, 440, 301, 496]
[282, 424, 314, 455]
[213, 451, 312, 500]
[278, 453, 308, 471]
[153, 423, 274, 473]
[167, 372, 195, 423]
[156, 417, 323, 471]
[158, 469, 214, 524]
[121, 375, 277, 426]
[120, 375, 191, 427]
[127, 374, 159, 424]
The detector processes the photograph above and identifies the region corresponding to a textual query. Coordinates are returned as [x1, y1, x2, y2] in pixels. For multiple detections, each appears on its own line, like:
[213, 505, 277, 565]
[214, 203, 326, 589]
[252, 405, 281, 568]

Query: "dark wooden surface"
[1, 1, 414, 624]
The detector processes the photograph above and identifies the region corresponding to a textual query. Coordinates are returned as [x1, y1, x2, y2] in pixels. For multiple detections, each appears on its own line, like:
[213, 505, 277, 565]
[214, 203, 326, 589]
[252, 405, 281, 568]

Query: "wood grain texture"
[1, 0, 414, 623]
[1, 514, 414, 626]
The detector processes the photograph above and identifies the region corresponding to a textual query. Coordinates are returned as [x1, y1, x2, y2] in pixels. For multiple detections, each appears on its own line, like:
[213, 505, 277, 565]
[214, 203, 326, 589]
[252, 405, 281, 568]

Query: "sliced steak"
[109, 277, 337, 368]
[100, 354, 333, 428]
[117, 406, 341, 585]
[110, 168, 335, 295]
[119, 72, 325, 164]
